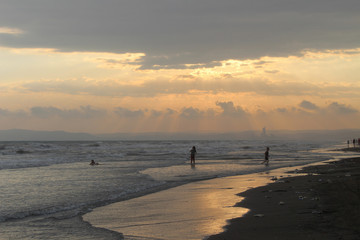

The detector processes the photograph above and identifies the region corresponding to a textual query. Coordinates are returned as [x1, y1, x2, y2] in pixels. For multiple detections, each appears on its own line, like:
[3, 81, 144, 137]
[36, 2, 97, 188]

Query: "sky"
[0, 0, 359, 134]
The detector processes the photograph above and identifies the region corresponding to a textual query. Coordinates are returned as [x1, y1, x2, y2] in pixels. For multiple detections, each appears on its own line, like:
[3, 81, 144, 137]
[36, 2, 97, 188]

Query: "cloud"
[299, 100, 319, 110]
[0, 108, 27, 118]
[216, 101, 246, 116]
[179, 107, 203, 119]
[0, 0, 359, 69]
[0, 27, 24, 35]
[164, 108, 177, 116]
[275, 101, 358, 116]
[149, 110, 163, 118]
[326, 102, 358, 114]
[275, 108, 289, 113]
[0, 100, 359, 133]
[114, 107, 146, 118]
[19, 76, 326, 98]
[30, 106, 106, 119]
[139, 60, 222, 70]
[264, 70, 279, 74]
[253, 61, 272, 66]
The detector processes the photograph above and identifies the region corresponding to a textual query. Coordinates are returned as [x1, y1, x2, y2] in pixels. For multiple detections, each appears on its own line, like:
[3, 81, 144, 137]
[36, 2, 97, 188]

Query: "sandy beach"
[207, 153, 360, 240]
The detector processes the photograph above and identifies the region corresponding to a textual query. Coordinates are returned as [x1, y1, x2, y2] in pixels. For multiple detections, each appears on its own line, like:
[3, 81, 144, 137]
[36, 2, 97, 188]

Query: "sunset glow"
[1, 1, 359, 134]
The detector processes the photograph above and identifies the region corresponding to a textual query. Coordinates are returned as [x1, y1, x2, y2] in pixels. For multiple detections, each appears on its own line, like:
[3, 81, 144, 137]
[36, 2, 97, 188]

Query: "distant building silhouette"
[261, 127, 267, 137]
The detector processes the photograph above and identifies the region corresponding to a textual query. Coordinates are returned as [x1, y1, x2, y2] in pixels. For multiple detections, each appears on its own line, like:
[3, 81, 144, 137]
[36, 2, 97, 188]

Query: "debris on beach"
[311, 210, 323, 214]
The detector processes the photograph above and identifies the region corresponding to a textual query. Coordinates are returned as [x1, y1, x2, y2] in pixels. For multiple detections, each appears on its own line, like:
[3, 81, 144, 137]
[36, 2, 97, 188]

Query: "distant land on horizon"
[0, 129, 359, 141]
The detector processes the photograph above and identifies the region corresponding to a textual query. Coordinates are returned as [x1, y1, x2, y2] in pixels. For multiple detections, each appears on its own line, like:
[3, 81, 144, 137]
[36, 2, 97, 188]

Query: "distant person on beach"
[190, 146, 197, 165]
[90, 160, 99, 166]
[353, 139, 356, 148]
[347, 140, 350, 148]
[261, 147, 270, 166]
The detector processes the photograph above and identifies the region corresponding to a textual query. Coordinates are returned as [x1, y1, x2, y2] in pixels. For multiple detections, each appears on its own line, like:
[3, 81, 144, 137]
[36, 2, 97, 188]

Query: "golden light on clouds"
[0, 27, 24, 35]
[0, 46, 360, 133]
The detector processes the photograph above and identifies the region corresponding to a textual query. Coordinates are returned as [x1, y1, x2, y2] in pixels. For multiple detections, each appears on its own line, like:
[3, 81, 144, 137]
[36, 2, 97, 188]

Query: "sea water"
[0, 140, 353, 239]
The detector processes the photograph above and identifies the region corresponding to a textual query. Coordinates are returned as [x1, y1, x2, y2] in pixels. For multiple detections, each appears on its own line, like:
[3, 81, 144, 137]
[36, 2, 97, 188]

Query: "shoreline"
[207, 156, 360, 240]
[83, 160, 336, 240]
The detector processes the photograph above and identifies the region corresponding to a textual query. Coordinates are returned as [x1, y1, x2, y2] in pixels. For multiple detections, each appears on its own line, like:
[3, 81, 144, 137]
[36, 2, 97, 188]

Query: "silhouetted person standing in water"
[90, 160, 100, 165]
[190, 146, 197, 165]
[261, 147, 270, 166]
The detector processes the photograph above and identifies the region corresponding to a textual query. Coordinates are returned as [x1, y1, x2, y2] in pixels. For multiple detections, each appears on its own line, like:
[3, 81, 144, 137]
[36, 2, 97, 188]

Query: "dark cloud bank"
[0, 100, 357, 120]
[1, 0, 359, 69]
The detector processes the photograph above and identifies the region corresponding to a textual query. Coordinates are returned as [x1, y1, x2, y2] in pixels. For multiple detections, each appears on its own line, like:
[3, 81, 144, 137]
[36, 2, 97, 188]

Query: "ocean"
[0, 139, 353, 239]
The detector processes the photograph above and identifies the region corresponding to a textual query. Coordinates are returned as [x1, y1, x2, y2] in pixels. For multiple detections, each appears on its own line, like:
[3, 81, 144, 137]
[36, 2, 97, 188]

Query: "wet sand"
[207, 156, 360, 240]
[84, 164, 316, 240]
[84, 171, 276, 240]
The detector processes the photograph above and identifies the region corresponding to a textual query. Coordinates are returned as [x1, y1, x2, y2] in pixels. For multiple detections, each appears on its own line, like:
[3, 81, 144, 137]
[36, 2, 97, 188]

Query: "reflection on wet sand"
[84, 170, 288, 240]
